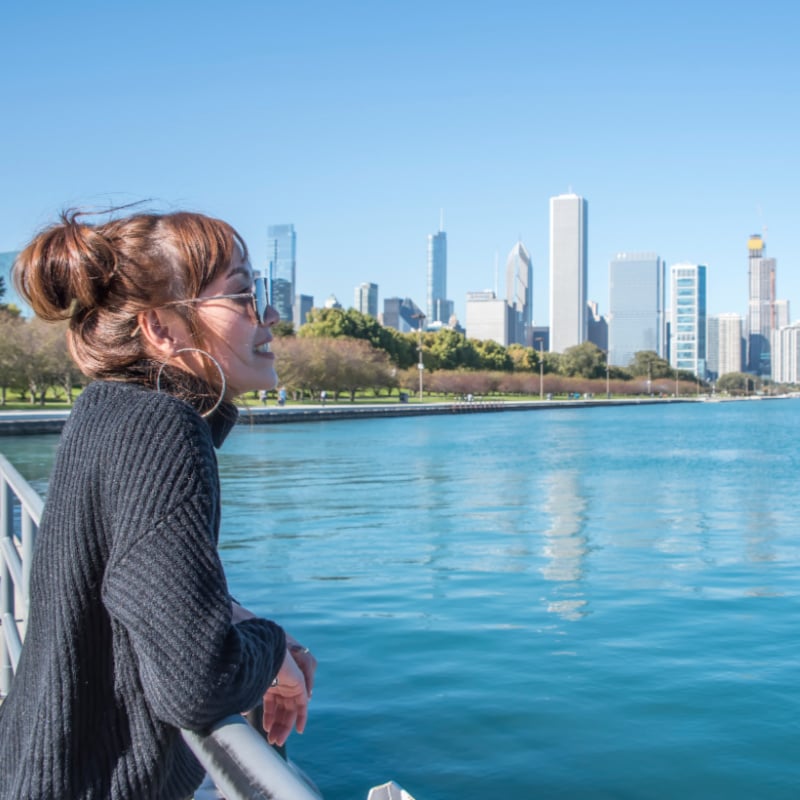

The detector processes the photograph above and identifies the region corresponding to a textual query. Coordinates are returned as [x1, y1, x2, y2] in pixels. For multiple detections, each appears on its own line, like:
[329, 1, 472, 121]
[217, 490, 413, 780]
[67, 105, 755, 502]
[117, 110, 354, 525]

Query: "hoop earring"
[156, 347, 227, 418]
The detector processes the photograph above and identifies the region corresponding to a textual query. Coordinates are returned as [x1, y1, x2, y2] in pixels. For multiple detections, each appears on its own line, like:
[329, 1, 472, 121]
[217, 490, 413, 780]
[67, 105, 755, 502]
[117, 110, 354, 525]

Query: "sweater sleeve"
[102, 498, 286, 732]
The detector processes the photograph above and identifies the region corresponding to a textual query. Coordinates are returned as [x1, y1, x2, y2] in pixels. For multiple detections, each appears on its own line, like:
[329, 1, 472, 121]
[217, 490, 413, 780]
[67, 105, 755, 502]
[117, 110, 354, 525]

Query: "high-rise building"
[383, 297, 425, 333]
[505, 241, 533, 346]
[746, 234, 776, 375]
[669, 263, 707, 377]
[707, 313, 744, 379]
[465, 290, 509, 346]
[293, 294, 314, 329]
[426, 227, 453, 324]
[587, 300, 608, 353]
[354, 282, 378, 317]
[774, 299, 790, 329]
[267, 224, 296, 322]
[608, 253, 665, 367]
[772, 323, 800, 383]
[549, 193, 588, 353]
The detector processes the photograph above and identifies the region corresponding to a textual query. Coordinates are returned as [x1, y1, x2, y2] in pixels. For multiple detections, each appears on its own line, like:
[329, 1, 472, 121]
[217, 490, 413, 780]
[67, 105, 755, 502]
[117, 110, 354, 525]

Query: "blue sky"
[2, 0, 798, 325]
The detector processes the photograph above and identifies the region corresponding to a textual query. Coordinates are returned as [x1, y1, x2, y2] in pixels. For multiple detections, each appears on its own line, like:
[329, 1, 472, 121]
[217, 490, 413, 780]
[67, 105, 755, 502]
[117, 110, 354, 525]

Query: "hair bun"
[14, 209, 120, 321]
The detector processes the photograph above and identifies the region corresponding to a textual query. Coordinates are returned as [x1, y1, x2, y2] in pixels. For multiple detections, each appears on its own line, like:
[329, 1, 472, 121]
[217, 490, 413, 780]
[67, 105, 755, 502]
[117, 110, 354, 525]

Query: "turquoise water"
[3, 400, 800, 799]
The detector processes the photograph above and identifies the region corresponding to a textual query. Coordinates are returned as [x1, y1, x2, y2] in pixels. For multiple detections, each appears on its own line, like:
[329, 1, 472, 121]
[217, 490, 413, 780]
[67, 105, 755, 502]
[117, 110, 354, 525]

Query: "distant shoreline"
[1, 395, 790, 436]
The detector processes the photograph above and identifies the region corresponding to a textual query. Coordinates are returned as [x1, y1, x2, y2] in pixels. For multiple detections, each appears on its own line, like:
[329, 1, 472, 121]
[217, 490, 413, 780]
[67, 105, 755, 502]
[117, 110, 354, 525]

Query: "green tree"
[0, 311, 26, 404]
[300, 307, 416, 368]
[272, 320, 296, 337]
[559, 342, 606, 379]
[716, 372, 757, 395]
[542, 351, 561, 375]
[471, 338, 513, 371]
[629, 350, 672, 379]
[427, 328, 479, 371]
[507, 344, 537, 371]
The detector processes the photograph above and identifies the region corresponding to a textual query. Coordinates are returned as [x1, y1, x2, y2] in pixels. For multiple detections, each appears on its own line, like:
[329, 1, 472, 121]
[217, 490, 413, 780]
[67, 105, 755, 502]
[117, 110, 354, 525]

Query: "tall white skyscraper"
[549, 193, 588, 353]
[354, 282, 378, 317]
[505, 241, 533, 346]
[669, 263, 707, 377]
[608, 252, 665, 367]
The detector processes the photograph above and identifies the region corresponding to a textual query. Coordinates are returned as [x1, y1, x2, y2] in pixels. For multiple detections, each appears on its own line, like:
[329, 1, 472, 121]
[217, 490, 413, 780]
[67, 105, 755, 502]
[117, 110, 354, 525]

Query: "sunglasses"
[167, 276, 273, 325]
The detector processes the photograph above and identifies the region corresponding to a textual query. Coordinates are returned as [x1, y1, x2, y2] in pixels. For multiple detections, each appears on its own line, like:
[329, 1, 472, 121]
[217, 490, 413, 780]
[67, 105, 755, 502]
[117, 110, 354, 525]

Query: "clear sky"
[2, 0, 798, 325]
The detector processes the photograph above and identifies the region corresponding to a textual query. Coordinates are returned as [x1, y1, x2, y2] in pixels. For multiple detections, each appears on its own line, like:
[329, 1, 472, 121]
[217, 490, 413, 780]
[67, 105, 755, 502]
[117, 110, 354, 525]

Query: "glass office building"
[608, 253, 665, 367]
[354, 282, 379, 318]
[427, 230, 452, 324]
[669, 263, 707, 377]
[267, 224, 296, 323]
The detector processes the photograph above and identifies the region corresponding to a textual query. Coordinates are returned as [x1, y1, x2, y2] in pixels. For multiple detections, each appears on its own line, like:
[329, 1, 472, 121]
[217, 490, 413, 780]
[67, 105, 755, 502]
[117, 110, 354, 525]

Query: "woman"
[0, 208, 316, 799]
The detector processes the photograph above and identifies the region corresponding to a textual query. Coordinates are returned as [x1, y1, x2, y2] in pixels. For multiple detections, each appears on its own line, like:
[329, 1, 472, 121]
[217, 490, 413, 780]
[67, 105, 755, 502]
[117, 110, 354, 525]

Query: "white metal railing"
[0, 453, 42, 695]
[0, 451, 416, 800]
[0, 452, 324, 799]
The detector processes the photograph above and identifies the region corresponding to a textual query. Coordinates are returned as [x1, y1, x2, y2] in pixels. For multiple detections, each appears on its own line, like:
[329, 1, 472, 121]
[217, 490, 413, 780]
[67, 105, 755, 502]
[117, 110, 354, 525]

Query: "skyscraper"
[465, 291, 509, 346]
[608, 253, 665, 367]
[708, 313, 744, 379]
[549, 193, 588, 353]
[669, 263, 707, 377]
[383, 297, 425, 333]
[354, 282, 379, 317]
[505, 241, 533, 346]
[771, 323, 800, 383]
[267, 224, 296, 322]
[293, 294, 314, 329]
[746, 234, 776, 375]
[427, 226, 452, 324]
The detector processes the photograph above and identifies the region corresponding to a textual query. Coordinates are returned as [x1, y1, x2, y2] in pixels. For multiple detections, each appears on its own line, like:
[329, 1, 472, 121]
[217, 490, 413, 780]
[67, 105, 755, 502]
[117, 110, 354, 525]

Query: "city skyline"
[1, 2, 798, 327]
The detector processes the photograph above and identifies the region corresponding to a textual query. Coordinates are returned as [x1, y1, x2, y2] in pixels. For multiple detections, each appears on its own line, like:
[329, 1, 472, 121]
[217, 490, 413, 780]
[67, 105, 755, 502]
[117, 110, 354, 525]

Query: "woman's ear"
[137, 309, 189, 358]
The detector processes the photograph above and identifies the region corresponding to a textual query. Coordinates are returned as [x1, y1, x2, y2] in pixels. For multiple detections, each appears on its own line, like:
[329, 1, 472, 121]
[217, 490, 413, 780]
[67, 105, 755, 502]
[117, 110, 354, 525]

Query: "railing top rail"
[0, 453, 44, 525]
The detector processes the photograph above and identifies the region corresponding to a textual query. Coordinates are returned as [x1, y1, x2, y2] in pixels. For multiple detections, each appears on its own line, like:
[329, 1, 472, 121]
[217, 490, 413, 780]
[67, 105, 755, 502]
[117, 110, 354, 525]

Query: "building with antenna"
[267, 224, 296, 323]
[426, 214, 453, 325]
[505, 241, 533, 346]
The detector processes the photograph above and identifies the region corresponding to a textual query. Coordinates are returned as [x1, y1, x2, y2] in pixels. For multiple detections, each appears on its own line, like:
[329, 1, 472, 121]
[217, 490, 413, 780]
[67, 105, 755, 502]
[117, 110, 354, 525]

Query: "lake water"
[3, 399, 800, 799]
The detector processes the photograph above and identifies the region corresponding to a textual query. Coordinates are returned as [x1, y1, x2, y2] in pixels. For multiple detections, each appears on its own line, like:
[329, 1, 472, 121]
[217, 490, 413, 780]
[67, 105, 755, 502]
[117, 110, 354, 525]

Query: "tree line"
[0, 292, 772, 405]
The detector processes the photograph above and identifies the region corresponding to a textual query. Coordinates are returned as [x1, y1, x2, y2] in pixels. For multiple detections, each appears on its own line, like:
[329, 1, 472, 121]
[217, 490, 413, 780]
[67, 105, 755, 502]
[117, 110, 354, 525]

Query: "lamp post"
[605, 356, 610, 399]
[535, 338, 544, 400]
[412, 312, 426, 401]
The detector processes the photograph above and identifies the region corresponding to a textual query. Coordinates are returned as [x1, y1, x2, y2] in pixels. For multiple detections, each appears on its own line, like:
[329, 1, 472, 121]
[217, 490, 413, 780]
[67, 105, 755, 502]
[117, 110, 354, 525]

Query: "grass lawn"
[1, 388, 560, 412]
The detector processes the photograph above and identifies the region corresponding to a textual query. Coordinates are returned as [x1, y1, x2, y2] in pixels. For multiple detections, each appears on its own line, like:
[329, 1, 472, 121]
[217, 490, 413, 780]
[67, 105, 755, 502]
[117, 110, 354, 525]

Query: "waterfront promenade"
[0, 395, 700, 435]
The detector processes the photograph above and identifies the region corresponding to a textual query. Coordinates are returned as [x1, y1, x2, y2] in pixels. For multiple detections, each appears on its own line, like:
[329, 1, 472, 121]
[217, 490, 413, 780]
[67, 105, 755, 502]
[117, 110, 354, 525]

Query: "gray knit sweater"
[0, 380, 286, 799]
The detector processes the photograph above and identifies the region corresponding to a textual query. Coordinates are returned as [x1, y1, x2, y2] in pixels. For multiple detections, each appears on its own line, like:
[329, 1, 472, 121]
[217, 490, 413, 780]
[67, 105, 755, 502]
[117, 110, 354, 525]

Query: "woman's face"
[189, 250, 280, 398]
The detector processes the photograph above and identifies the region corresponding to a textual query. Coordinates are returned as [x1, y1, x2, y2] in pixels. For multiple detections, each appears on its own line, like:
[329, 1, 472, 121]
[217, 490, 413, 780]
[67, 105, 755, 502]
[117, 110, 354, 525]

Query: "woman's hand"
[286, 633, 317, 697]
[262, 650, 309, 746]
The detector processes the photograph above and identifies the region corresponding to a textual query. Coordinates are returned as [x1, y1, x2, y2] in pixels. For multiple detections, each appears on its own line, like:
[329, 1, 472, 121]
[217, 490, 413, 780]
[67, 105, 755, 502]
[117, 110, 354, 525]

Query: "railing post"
[1, 479, 13, 695]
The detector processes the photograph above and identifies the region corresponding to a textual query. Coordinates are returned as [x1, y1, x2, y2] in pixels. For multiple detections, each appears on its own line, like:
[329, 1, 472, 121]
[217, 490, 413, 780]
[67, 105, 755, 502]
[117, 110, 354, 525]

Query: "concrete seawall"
[0, 397, 700, 436]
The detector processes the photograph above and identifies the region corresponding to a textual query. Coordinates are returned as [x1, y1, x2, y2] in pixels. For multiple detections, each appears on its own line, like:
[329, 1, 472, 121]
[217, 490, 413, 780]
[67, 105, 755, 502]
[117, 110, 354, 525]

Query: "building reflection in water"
[540, 469, 589, 621]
